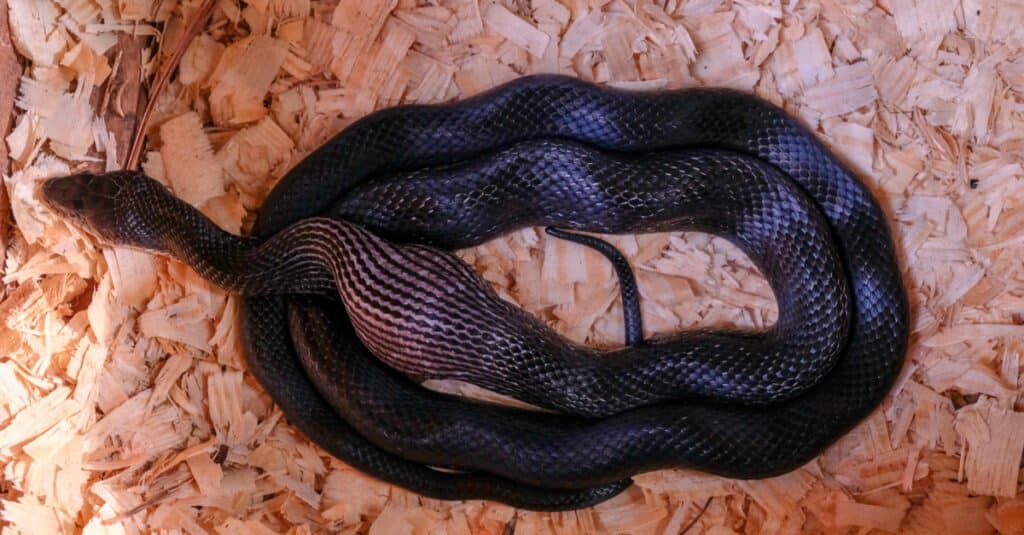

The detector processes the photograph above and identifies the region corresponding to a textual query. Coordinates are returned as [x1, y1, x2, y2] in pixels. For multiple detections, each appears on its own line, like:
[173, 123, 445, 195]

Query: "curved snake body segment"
[42, 141, 851, 419]
[544, 227, 644, 346]
[240, 297, 632, 509]
[42, 75, 910, 508]
[330, 141, 854, 414]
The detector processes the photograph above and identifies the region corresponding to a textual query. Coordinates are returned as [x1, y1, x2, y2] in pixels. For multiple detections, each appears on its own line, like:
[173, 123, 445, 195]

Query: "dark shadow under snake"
[40, 75, 910, 510]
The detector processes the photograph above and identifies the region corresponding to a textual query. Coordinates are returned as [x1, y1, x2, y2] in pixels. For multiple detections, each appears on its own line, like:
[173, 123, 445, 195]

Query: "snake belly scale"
[41, 74, 910, 510]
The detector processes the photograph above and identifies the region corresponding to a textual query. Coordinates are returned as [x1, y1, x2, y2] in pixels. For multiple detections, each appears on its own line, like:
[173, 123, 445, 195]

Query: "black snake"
[41, 75, 909, 510]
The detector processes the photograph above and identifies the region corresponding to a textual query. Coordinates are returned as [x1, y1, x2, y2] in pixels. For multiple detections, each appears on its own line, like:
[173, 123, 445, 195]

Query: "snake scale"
[41, 75, 909, 510]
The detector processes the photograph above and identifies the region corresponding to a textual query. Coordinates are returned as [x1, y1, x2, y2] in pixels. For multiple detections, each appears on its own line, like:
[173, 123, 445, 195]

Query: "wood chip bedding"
[2, 0, 1024, 533]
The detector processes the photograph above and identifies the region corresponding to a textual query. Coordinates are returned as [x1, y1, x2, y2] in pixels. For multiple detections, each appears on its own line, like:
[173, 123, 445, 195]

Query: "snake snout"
[41, 174, 92, 214]
[40, 171, 141, 243]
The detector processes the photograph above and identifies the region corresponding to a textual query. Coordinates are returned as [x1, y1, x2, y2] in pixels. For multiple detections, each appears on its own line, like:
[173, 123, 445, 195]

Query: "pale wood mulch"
[2, 0, 1024, 533]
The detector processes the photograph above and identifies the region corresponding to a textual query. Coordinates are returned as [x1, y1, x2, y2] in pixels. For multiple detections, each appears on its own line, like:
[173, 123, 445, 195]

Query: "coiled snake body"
[42, 75, 909, 510]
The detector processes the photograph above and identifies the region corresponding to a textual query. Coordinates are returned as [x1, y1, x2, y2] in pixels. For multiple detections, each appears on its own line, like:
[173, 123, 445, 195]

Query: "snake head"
[40, 170, 166, 250]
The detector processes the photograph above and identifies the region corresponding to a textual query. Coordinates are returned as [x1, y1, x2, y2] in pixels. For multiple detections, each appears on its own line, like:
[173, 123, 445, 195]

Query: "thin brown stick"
[681, 497, 713, 534]
[125, 0, 217, 170]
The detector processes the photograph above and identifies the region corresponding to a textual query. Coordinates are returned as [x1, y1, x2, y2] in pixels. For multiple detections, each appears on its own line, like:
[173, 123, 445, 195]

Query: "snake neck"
[137, 192, 335, 295]
[119, 174, 459, 304]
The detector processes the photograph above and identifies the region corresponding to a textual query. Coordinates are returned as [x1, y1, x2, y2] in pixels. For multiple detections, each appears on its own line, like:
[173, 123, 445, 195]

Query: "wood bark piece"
[0, 0, 18, 282]
[104, 34, 144, 170]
